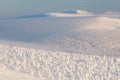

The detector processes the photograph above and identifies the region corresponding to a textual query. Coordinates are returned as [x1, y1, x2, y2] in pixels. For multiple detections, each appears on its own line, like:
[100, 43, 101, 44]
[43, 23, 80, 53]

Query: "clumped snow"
[0, 10, 120, 80]
[0, 44, 120, 80]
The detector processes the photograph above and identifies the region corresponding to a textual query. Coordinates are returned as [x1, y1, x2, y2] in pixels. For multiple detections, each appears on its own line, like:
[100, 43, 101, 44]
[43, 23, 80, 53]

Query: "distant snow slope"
[33, 17, 120, 56]
[36, 30, 120, 57]
[46, 9, 94, 17]
[0, 16, 120, 41]
[0, 10, 120, 80]
[15, 9, 94, 19]
[101, 11, 120, 17]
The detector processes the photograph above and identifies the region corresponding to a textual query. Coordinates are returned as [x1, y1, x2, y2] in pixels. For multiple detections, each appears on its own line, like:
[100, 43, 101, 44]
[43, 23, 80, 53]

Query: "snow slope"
[0, 66, 40, 80]
[33, 17, 120, 56]
[46, 9, 94, 17]
[0, 10, 120, 80]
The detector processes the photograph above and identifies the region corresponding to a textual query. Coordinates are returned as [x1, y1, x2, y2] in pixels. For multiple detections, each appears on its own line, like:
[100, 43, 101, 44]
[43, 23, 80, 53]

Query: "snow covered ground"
[0, 10, 120, 80]
[0, 43, 120, 80]
[0, 66, 39, 80]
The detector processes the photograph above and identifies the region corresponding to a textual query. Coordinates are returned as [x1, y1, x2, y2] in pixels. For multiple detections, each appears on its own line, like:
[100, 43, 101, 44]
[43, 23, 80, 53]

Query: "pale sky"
[0, 0, 119, 18]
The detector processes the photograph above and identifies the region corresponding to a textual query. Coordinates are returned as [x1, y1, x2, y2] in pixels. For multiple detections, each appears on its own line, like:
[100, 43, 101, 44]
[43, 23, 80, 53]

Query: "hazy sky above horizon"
[0, 0, 119, 18]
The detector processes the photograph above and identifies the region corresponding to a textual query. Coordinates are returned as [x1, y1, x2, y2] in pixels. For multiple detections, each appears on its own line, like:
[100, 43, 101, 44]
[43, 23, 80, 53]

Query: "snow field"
[0, 44, 120, 80]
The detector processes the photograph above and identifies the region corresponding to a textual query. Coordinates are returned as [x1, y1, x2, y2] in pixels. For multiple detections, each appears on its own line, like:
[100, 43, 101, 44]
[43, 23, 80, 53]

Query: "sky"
[0, 0, 119, 18]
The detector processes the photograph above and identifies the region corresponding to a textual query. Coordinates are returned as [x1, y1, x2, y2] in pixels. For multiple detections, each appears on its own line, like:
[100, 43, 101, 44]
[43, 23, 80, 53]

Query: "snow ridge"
[46, 9, 94, 17]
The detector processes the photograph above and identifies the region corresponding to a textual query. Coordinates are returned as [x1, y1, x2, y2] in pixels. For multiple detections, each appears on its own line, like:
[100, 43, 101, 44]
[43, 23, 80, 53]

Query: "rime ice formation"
[0, 44, 120, 80]
[0, 10, 120, 80]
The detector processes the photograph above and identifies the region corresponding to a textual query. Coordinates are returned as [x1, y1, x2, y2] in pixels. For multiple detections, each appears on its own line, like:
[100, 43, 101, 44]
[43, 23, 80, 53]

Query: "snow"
[0, 66, 40, 80]
[0, 10, 120, 80]
[101, 11, 120, 17]
[46, 9, 94, 17]
[83, 17, 120, 30]
[0, 16, 120, 42]
[0, 43, 120, 80]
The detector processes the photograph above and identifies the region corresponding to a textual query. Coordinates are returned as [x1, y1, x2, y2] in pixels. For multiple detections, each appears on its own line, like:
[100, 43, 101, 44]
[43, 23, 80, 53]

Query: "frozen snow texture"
[0, 44, 120, 80]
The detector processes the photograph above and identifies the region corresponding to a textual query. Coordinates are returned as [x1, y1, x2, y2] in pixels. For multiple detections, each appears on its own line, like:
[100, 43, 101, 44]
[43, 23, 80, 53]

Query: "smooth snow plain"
[0, 10, 120, 80]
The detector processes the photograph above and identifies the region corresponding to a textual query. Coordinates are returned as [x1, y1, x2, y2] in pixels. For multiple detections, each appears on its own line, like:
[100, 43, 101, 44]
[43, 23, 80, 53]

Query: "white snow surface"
[0, 65, 39, 80]
[0, 43, 120, 80]
[0, 10, 120, 80]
